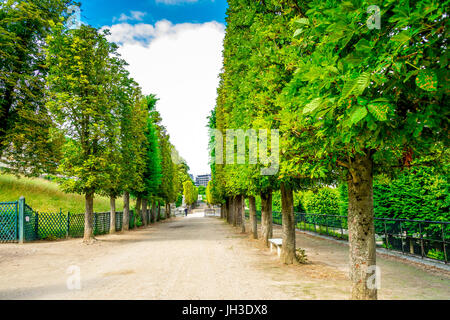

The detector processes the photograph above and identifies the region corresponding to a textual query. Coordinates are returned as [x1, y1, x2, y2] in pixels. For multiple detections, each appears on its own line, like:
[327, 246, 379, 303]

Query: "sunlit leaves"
[416, 70, 438, 92]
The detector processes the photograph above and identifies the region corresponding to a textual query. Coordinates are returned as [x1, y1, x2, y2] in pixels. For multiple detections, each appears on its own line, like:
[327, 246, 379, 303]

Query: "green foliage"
[46, 25, 120, 196]
[302, 188, 340, 216]
[373, 167, 449, 221]
[183, 180, 196, 205]
[0, 0, 74, 176]
[338, 167, 449, 222]
[0, 173, 121, 212]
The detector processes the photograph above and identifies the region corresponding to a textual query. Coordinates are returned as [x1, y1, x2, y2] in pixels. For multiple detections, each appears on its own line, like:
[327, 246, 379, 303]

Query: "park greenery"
[1, 0, 449, 301]
[0, 0, 194, 241]
[208, 0, 448, 300]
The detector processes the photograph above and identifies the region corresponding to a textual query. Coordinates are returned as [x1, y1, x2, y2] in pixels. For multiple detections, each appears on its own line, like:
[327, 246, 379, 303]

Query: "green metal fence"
[245, 210, 449, 264]
[0, 198, 141, 242]
[0, 201, 18, 242]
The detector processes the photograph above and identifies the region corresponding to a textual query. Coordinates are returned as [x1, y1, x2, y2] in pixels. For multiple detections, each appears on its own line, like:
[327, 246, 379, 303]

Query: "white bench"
[269, 238, 283, 257]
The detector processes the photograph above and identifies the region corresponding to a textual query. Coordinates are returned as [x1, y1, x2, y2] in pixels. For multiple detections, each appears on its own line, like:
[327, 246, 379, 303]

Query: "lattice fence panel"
[0, 202, 18, 242]
[115, 212, 123, 231]
[37, 211, 67, 240]
[94, 212, 110, 235]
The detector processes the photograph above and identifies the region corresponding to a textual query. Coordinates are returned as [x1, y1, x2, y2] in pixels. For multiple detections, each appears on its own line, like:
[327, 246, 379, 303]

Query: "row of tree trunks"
[280, 183, 296, 264]
[248, 195, 257, 239]
[260, 190, 273, 247]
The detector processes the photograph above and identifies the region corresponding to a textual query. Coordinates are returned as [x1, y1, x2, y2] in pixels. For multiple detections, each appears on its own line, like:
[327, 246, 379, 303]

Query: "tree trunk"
[234, 195, 242, 230]
[228, 197, 234, 225]
[151, 201, 156, 223]
[141, 198, 148, 226]
[260, 190, 273, 247]
[348, 152, 377, 300]
[110, 196, 116, 234]
[281, 183, 296, 264]
[225, 197, 231, 223]
[249, 195, 257, 239]
[123, 192, 130, 231]
[241, 195, 246, 233]
[232, 196, 238, 227]
[157, 203, 161, 222]
[135, 197, 141, 227]
[167, 203, 171, 218]
[83, 192, 94, 242]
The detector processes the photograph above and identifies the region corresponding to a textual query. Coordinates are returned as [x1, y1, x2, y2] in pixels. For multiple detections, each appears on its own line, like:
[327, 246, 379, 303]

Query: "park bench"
[269, 238, 282, 257]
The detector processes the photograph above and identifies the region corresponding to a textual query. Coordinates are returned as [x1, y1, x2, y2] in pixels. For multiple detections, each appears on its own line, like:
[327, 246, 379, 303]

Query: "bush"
[303, 188, 340, 216]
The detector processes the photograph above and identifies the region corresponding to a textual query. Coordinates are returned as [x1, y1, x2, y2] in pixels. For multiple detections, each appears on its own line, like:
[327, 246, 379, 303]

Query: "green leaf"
[340, 72, 370, 102]
[350, 106, 368, 125]
[415, 70, 438, 91]
[294, 18, 310, 26]
[303, 98, 322, 114]
[391, 31, 411, 44]
[367, 102, 390, 121]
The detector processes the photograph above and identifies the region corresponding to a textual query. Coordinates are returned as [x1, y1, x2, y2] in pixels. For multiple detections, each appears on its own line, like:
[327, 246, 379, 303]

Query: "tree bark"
[280, 183, 297, 264]
[249, 195, 257, 239]
[167, 203, 171, 218]
[232, 196, 238, 227]
[141, 198, 148, 226]
[123, 192, 130, 231]
[157, 203, 161, 222]
[228, 197, 234, 225]
[110, 196, 116, 234]
[83, 192, 95, 242]
[260, 190, 273, 247]
[241, 195, 246, 233]
[225, 197, 230, 223]
[135, 197, 141, 228]
[151, 201, 156, 223]
[347, 152, 377, 300]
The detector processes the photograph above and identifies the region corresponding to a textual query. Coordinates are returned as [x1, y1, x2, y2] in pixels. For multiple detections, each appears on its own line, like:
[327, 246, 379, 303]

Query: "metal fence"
[245, 210, 449, 264]
[0, 197, 172, 243]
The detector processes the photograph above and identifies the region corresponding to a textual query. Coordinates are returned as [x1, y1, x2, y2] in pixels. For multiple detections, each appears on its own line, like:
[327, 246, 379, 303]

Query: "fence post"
[384, 220, 389, 250]
[442, 224, 447, 264]
[419, 222, 424, 259]
[66, 212, 70, 238]
[18, 197, 25, 244]
[400, 221, 405, 254]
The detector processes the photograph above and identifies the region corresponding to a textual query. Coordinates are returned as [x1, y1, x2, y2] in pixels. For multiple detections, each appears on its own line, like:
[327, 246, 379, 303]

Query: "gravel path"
[0, 211, 448, 300]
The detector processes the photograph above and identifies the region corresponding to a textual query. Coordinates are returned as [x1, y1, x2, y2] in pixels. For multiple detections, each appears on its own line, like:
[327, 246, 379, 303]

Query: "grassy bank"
[0, 174, 124, 213]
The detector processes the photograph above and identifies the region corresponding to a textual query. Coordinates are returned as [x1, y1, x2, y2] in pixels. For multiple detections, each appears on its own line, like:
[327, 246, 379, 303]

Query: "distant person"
[184, 207, 188, 217]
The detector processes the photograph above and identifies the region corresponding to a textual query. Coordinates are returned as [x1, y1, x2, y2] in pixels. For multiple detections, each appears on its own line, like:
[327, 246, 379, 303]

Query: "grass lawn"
[0, 174, 123, 213]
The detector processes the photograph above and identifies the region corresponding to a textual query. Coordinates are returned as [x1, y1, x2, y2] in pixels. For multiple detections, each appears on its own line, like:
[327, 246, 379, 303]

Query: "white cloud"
[102, 20, 225, 176]
[113, 11, 147, 23]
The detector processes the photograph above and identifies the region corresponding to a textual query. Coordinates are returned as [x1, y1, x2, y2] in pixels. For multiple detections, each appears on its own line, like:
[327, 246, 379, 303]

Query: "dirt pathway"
[0, 212, 448, 299]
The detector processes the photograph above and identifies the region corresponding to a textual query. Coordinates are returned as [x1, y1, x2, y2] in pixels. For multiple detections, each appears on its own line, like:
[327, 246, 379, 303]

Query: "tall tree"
[281, 0, 449, 299]
[46, 25, 120, 242]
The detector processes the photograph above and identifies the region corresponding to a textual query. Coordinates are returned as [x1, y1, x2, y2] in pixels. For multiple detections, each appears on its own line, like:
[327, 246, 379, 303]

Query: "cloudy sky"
[81, 0, 228, 177]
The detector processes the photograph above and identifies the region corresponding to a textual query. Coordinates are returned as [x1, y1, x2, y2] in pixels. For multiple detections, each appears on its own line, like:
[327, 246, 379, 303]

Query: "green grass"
[0, 174, 123, 213]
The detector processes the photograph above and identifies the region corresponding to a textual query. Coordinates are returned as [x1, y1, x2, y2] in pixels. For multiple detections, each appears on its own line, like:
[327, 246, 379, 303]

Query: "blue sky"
[77, 1, 228, 177]
[81, 0, 228, 28]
